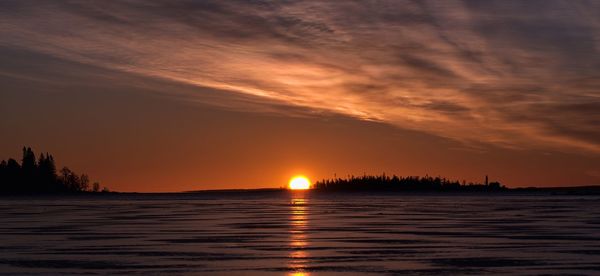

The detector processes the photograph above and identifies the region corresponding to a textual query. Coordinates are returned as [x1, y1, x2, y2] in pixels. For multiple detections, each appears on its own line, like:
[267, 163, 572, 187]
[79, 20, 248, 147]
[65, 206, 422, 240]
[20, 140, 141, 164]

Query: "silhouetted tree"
[1, 147, 101, 194]
[314, 173, 505, 192]
[21, 147, 37, 191]
[79, 174, 90, 192]
[59, 167, 78, 191]
[5, 159, 21, 193]
[21, 147, 36, 172]
[37, 153, 58, 192]
[92, 182, 100, 193]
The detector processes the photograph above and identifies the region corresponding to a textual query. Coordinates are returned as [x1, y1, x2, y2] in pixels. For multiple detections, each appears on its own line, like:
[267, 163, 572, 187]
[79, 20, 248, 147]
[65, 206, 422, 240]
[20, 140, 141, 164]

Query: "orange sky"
[1, 1, 599, 191]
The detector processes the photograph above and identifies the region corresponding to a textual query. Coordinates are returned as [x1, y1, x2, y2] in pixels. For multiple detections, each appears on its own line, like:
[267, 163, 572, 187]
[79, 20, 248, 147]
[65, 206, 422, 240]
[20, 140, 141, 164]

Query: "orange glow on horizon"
[289, 176, 311, 190]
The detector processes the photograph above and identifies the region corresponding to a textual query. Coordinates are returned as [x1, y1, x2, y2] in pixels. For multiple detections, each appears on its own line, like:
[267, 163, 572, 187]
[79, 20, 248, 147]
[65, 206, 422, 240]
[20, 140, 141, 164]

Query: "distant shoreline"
[2, 186, 600, 197]
[184, 185, 600, 196]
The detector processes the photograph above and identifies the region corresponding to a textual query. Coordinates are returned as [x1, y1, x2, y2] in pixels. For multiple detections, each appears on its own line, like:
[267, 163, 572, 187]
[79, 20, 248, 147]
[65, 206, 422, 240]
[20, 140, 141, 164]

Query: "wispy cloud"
[1, 0, 599, 152]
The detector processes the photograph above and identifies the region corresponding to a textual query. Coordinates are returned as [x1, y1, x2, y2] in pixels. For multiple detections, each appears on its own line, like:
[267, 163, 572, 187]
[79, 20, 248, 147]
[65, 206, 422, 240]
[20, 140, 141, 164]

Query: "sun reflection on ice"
[288, 194, 309, 275]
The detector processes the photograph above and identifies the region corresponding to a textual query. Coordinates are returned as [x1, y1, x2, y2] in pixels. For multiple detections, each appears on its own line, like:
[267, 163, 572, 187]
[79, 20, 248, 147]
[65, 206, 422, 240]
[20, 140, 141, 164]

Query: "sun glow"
[289, 176, 311, 190]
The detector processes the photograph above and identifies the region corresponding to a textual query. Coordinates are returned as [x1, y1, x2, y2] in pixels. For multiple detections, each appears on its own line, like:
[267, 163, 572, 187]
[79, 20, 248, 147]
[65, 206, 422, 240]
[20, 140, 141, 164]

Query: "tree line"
[313, 173, 505, 192]
[0, 147, 108, 194]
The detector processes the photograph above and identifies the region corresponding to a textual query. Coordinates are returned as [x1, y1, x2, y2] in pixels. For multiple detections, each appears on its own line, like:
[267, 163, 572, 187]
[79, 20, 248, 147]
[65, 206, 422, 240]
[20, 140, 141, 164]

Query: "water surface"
[1, 192, 599, 275]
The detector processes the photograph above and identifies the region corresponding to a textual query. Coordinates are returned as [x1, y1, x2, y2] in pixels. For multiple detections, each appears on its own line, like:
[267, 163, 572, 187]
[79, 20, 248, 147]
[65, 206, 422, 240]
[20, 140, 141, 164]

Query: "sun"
[289, 175, 311, 190]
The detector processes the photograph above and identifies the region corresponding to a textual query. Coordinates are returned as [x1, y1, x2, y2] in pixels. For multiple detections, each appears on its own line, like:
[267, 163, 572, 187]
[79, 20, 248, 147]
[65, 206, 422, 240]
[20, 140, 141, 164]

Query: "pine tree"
[37, 153, 58, 192]
[5, 159, 21, 193]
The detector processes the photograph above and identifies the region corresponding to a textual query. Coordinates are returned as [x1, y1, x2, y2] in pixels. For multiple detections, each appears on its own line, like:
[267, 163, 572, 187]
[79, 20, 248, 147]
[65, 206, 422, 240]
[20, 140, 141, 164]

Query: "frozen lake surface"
[1, 192, 599, 275]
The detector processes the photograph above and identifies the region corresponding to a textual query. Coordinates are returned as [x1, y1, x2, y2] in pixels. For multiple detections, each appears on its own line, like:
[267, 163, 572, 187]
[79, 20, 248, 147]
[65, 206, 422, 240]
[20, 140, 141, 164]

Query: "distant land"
[2, 147, 599, 196]
[312, 174, 505, 192]
[0, 147, 108, 195]
[182, 175, 600, 195]
[185, 184, 600, 196]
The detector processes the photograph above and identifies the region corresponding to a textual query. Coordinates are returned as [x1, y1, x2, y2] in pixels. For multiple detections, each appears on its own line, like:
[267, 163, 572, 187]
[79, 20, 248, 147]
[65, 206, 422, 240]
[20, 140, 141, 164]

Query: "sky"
[1, 0, 599, 192]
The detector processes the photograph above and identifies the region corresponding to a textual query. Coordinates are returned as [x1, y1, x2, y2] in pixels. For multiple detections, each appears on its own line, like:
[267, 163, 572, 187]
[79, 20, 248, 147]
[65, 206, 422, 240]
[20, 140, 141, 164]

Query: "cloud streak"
[1, 0, 599, 152]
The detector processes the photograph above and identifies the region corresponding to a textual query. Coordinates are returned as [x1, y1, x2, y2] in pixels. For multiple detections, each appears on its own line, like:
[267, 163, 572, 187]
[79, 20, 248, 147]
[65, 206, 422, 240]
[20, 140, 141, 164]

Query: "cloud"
[1, 0, 599, 152]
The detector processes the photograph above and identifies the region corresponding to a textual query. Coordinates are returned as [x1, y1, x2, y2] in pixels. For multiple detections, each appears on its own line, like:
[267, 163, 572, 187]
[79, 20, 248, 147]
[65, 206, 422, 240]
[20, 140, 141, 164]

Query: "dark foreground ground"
[1, 191, 599, 275]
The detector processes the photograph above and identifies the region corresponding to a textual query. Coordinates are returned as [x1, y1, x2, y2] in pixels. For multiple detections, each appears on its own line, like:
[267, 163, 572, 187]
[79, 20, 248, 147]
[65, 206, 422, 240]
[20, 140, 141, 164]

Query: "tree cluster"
[0, 147, 107, 194]
[313, 173, 505, 192]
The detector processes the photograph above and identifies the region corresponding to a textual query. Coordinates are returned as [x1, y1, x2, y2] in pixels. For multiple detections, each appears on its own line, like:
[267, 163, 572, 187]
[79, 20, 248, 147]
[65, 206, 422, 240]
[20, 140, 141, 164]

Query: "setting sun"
[289, 176, 311, 190]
